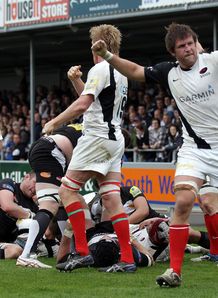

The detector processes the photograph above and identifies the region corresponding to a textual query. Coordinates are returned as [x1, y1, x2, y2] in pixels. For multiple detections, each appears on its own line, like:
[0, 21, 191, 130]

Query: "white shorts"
[175, 146, 218, 187]
[68, 133, 124, 175]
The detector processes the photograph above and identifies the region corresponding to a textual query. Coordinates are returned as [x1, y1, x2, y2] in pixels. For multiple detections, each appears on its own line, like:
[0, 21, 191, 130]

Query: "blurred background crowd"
[0, 78, 183, 163]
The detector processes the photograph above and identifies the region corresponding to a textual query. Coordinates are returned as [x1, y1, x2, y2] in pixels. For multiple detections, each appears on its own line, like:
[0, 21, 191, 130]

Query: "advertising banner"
[5, 0, 41, 25]
[41, 0, 69, 22]
[139, 0, 206, 10]
[0, 161, 95, 193]
[70, 0, 141, 19]
[69, 0, 210, 20]
[0, 161, 31, 182]
[121, 167, 199, 206]
[0, 0, 216, 31]
[122, 167, 175, 205]
[4, 0, 69, 27]
[0, 161, 199, 206]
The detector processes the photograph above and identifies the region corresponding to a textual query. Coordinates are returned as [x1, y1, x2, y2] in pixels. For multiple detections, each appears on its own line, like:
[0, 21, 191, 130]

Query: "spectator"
[161, 111, 172, 132]
[34, 112, 42, 141]
[163, 124, 183, 162]
[11, 134, 27, 160]
[148, 118, 167, 162]
[153, 109, 163, 122]
[137, 104, 150, 126]
[4, 130, 14, 160]
[38, 98, 49, 119]
[127, 88, 138, 108]
[127, 109, 139, 132]
[171, 109, 182, 131]
[20, 117, 30, 147]
[155, 96, 165, 115]
[143, 93, 156, 125]
[164, 96, 174, 117]
[130, 117, 149, 162]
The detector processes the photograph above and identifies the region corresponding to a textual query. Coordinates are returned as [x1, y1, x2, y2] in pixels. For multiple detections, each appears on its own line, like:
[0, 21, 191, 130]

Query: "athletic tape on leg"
[61, 176, 83, 191]
[99, 181, 120, 197]
[174, 180, 198, 197]
[37, 188, 60, 203]
[199, 186, 218, 196]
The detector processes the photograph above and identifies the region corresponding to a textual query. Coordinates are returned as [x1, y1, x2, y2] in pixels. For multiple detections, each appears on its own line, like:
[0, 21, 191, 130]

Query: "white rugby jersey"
[144, 51, 218, 149]
[81, 60, 128, 140]
[130, 224, 168, 261]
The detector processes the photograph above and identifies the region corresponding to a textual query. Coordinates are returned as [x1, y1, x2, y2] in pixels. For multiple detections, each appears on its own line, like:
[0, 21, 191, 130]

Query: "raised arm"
[67, 65, 85, 96]
[91, 40, 146, 82]
[43, 94, 93, 135]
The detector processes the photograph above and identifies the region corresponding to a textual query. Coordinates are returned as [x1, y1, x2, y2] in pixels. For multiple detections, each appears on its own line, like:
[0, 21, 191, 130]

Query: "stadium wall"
[0, 160, 204, 225]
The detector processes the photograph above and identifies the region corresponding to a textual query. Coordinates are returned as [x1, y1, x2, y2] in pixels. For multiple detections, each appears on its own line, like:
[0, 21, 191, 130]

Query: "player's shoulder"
[91, 60, 109, 73]
[121, 185, 144, 199]
[0, 178, 16, 193]
[199, 50, 218, 64]
[155, 61, 178, 72]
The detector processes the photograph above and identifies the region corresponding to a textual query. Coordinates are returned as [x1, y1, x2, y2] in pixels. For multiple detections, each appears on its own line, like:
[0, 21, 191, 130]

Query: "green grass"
[0, 254, 217, 298]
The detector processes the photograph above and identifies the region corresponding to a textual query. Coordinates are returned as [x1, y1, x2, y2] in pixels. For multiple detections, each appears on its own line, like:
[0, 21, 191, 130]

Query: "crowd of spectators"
[0, 79, 183, 162]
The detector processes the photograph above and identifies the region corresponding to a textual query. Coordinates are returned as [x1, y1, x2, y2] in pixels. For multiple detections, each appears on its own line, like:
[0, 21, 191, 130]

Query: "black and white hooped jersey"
[81, 60, 128, 140]
[144, 52, 218, 149]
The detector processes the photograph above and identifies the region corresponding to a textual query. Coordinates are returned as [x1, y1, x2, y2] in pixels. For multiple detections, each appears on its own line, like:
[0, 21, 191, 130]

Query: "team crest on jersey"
[2, 184, 14, 192]
[130, 186, 141, 198]
[199, 67, 210, 78]
[199, 67, 207, 74]
[84, 77, 99, 92]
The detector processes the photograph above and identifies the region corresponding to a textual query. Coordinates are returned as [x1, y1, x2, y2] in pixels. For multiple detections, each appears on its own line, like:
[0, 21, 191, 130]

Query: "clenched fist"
[67, 65, 83, 81]
[91, 40, 108, 58]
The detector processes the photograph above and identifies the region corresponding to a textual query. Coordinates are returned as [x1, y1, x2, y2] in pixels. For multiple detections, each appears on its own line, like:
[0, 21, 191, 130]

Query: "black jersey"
[28, 124, 83, 185]
[121, 186, 165, 219]
[53, 124, 82, 148]
[86, 221, 114, 242]
[0, 178, 38, 242]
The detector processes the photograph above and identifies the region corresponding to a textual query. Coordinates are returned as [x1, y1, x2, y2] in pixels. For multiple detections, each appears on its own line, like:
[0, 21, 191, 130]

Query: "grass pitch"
[0, 253, 217, 298]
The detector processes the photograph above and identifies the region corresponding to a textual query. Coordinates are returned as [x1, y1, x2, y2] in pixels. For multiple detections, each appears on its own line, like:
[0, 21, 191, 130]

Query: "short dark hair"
[89, 239, 120, 267]
[165, 23, 197, 54]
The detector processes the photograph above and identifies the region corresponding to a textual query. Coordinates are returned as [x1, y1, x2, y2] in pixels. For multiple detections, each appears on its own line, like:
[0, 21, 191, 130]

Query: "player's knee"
[174, 181, 199, 215]
[198, 185, 218, 214]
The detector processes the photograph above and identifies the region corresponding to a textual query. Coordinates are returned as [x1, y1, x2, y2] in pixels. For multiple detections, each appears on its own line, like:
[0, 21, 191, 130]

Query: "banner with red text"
[4, 0, 69, 27]
[1, 0, 215, 31]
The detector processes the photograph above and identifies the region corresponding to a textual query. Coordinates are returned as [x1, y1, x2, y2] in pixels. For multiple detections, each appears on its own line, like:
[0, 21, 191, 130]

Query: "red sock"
[169, 225, 189, 275]
[65, 201, 89, 256]
[111, 213, 134, 264]
[204, 213, 218, 255]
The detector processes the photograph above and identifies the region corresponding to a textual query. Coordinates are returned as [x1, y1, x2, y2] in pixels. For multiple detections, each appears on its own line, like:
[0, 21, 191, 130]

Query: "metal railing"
[124, 148, 178, 163]
[0, 147, 178, 163]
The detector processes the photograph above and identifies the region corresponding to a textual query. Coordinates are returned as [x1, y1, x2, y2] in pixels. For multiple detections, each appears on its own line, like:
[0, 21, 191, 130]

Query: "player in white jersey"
[91, 23, 218, 286]
[43, 24, 135, 273]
